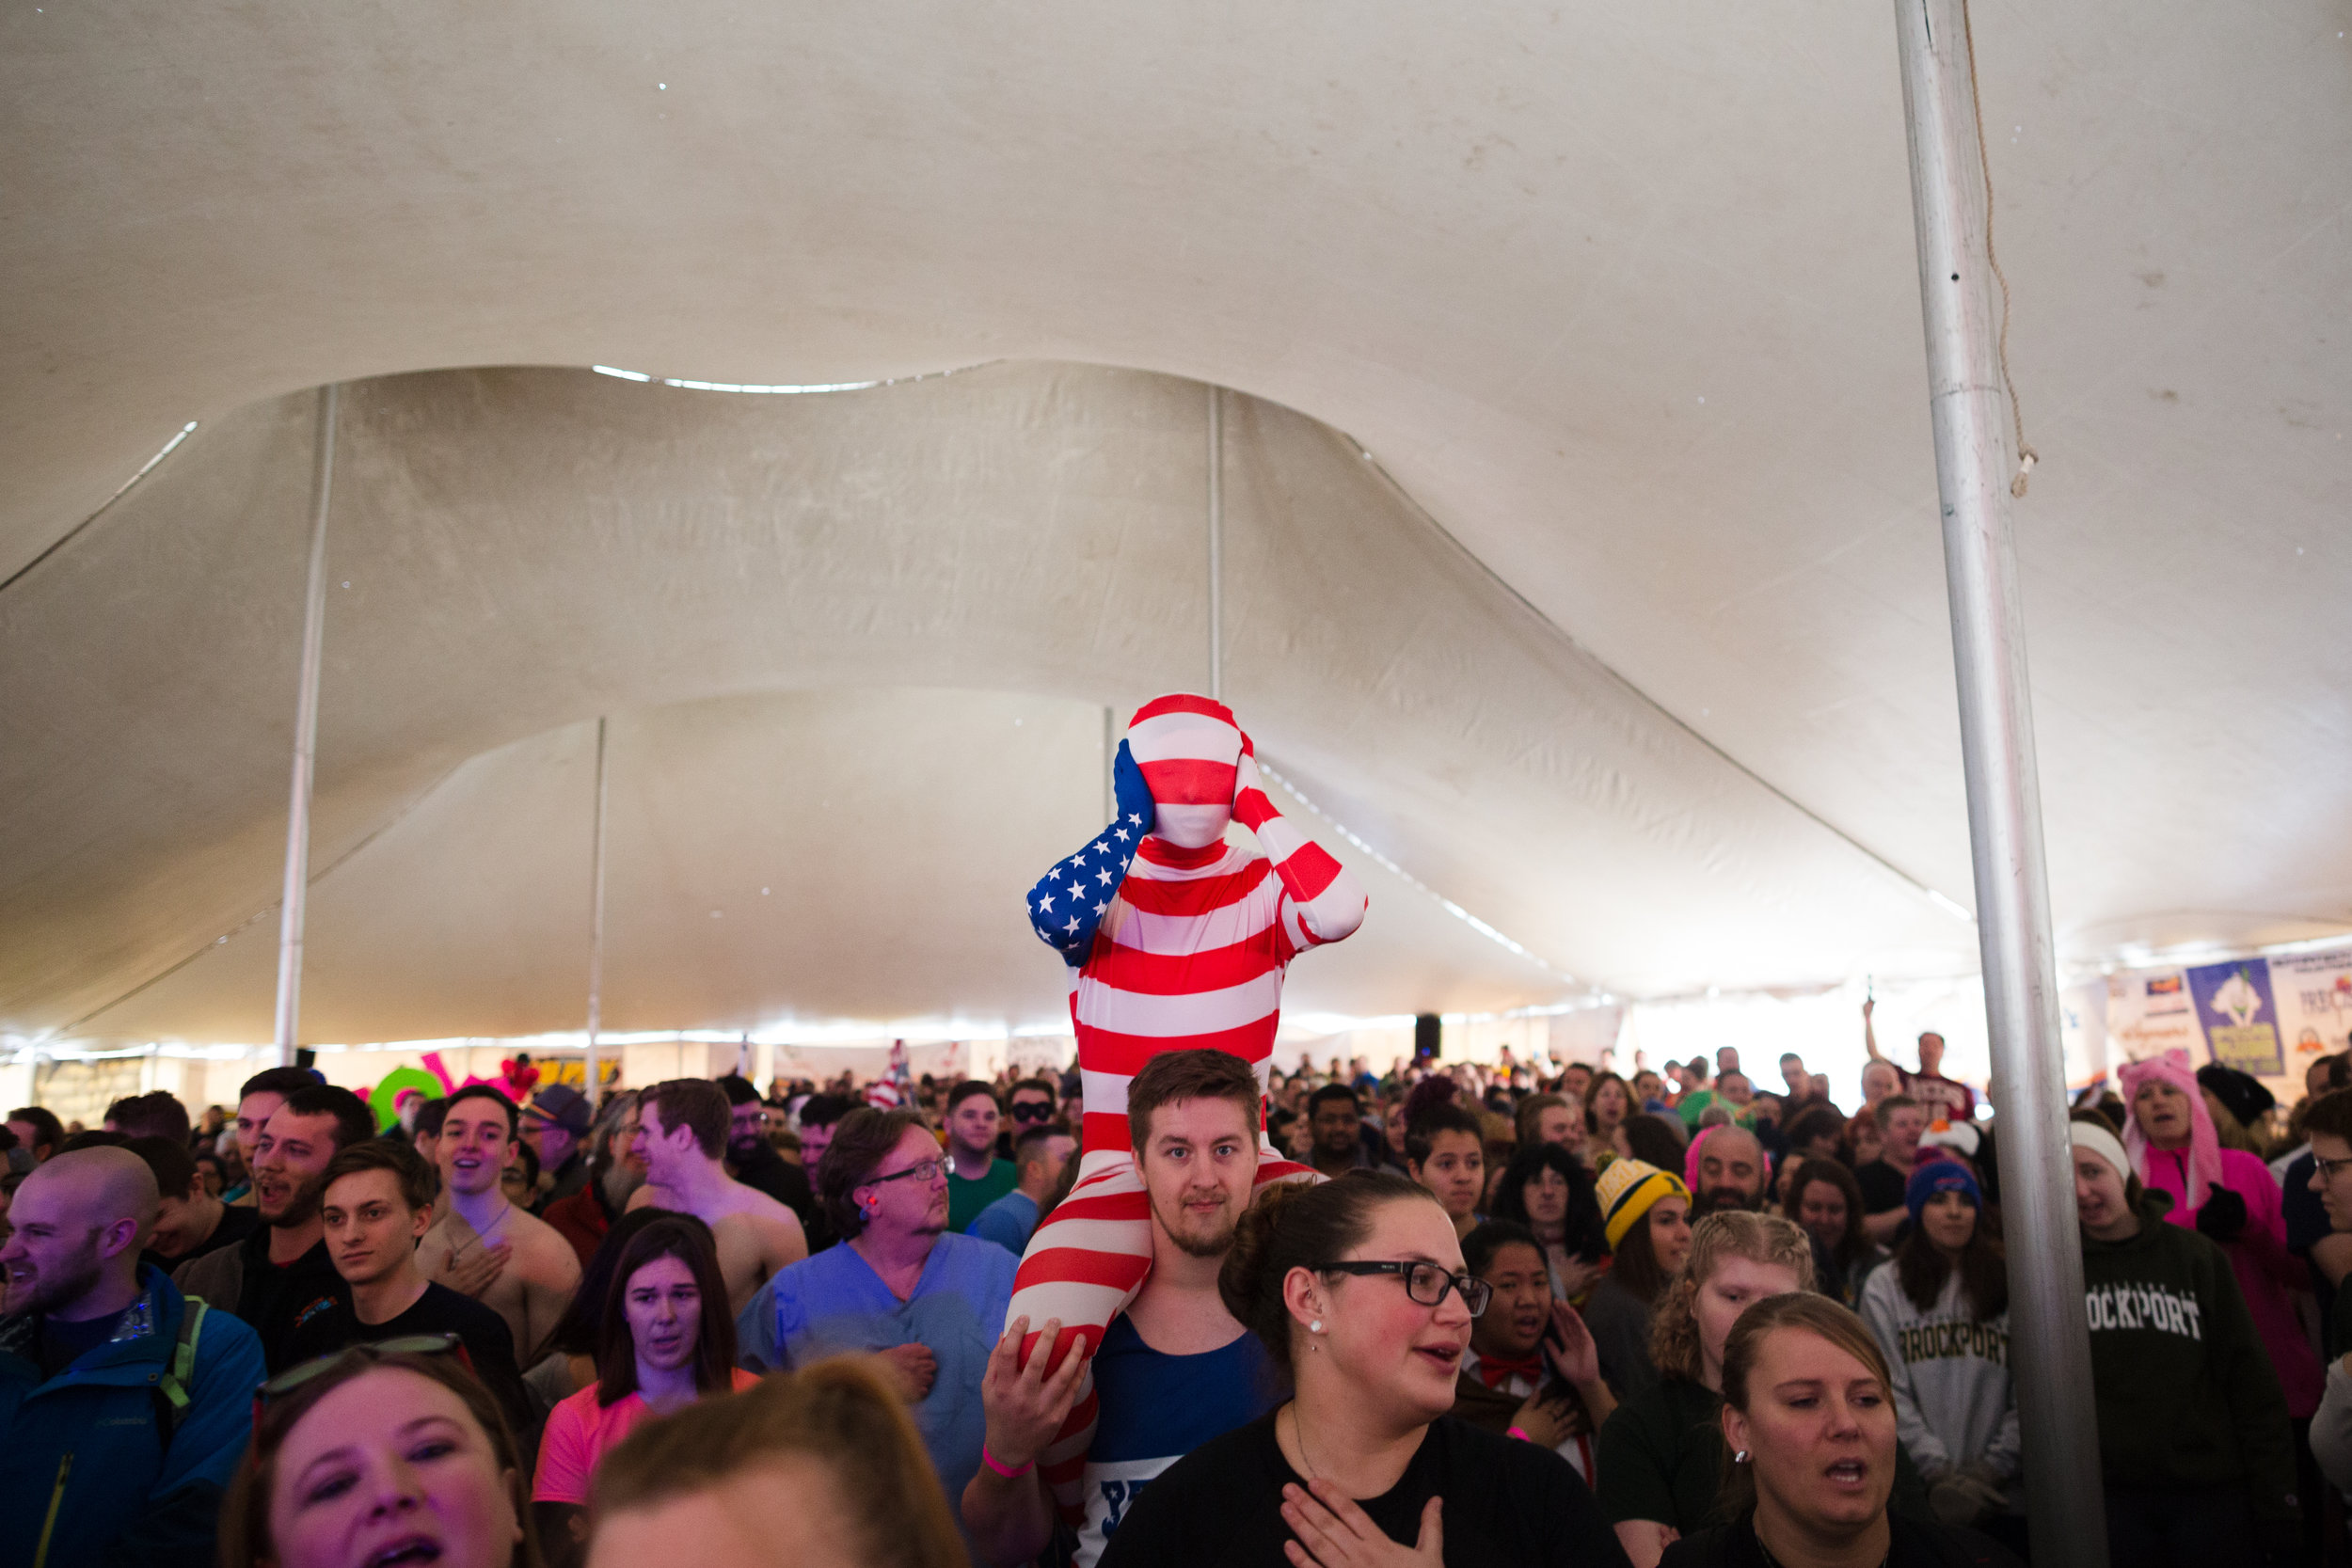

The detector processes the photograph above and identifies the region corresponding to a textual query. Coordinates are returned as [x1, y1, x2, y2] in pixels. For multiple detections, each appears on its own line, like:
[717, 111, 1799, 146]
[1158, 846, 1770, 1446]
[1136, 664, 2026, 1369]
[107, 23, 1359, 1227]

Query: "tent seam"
[1337, 428, 1975, 923]
[30, 756, 473, 1047]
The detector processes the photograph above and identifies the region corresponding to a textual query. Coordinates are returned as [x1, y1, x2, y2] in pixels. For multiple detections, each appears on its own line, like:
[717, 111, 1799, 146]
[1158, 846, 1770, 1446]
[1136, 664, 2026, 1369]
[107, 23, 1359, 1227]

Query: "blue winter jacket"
[0, 1263, 267, 1568]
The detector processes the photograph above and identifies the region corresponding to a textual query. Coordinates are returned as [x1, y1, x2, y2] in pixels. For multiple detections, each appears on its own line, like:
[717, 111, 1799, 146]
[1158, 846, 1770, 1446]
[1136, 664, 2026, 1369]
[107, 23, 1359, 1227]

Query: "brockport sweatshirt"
[2078, 1192, 2297, 1521]
[1859, 1262, 2021, 1510]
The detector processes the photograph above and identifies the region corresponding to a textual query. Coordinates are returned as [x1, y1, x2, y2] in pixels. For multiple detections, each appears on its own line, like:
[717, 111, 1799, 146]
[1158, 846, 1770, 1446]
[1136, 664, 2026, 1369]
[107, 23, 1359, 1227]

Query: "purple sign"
[2185, 958, 2285, 1076]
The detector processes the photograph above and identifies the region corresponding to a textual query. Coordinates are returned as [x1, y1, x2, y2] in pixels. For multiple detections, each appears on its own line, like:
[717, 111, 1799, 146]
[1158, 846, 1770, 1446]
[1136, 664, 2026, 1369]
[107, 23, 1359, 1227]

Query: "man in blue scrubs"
[738, 1107, 1017, 1527]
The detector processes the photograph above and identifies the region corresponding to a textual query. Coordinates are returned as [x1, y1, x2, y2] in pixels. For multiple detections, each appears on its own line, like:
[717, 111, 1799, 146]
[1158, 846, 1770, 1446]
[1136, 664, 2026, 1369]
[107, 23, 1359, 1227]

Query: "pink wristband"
[981, 1442, 1034, 1479]
[1505, 1426, 1533, 1443]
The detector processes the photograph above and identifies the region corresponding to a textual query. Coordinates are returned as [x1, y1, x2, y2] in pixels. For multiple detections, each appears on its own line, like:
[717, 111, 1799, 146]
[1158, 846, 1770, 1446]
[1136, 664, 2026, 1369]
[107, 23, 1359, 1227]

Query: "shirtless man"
[415, 1085, 581, 1363]
[628, 1077, 808, 1316]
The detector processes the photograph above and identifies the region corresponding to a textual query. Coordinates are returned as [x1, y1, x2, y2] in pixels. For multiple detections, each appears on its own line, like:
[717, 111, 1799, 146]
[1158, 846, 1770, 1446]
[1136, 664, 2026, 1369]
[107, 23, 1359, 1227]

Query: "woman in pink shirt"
[2122, 1051, 2321, 1425]
[532, 1213, 761, 1561]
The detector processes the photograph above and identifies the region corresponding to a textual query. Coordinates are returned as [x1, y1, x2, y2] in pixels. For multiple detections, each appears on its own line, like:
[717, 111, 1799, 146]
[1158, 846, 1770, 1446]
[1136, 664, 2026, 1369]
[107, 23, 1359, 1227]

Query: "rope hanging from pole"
[1960, 0, 2039, 498]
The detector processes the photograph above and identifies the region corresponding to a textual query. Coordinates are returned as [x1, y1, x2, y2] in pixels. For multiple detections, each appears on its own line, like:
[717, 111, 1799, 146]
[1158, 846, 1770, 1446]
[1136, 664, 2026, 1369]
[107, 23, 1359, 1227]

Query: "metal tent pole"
[584, 717, 610, 1109]
[272, 384, 339, 1068]
[1892, 4, 2104, 1563]
[1206, 385, 1223, 701]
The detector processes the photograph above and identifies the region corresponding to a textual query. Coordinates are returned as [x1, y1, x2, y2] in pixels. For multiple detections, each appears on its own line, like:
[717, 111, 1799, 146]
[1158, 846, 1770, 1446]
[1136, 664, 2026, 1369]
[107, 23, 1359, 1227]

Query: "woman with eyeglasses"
[1487, 1142, 1611, 1307]
[221, 1341, 543, 1568]
[531, 1214, 760, 1566]
[1098, 1170, 1623, 1567]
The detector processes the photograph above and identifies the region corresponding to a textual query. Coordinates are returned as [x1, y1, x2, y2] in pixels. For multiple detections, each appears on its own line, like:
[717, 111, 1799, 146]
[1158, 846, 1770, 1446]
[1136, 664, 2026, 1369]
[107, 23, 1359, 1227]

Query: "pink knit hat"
[2118, 1048, 2222, 1212]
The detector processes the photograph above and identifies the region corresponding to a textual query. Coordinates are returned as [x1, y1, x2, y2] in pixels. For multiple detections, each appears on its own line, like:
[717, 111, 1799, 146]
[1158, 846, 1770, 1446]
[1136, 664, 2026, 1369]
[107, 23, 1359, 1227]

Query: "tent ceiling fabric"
[2, 365, 1967, 1043]
[74, 689, 1590, 1044]
[4, 3, 2347, 1041]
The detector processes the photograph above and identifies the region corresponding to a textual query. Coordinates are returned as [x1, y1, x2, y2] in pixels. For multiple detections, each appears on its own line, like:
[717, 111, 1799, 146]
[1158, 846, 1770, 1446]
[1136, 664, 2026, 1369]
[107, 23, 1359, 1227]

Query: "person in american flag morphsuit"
[1011, 693, 1368, 1513]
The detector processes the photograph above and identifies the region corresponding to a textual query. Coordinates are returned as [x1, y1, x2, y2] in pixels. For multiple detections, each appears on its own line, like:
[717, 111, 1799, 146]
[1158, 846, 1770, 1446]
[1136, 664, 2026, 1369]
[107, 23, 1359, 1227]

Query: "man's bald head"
[1692, 1125, 1768, 1215]
[1, 1146, 159, 1318]
[26, 1145, 162, 1231]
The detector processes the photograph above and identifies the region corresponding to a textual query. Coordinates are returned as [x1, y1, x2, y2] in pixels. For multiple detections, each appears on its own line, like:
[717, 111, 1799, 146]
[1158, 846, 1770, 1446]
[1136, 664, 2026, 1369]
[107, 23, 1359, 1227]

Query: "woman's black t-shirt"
[1095, 1409, 1629, 1568]
[1661, 1514, 2023, 1568]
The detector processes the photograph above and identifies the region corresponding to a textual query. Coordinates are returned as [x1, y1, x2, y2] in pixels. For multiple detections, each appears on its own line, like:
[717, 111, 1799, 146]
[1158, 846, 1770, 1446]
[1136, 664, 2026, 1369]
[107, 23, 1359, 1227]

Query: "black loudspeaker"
[294, 1048, 317, 1071]
[1413, 1014, 1442, 1061]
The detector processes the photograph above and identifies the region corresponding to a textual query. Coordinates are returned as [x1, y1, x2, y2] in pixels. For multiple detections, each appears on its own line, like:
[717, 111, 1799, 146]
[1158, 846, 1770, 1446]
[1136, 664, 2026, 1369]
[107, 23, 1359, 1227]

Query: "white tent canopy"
[3, 1, 2347, 1053]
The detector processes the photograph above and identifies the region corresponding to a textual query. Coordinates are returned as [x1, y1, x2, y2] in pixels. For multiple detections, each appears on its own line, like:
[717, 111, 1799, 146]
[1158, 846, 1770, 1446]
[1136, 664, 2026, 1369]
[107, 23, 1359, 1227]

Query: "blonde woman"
[1661, 1292, 2024, 1567]
[589, 1359, 966, 1568]
[1596, 1211, 1815, 1568]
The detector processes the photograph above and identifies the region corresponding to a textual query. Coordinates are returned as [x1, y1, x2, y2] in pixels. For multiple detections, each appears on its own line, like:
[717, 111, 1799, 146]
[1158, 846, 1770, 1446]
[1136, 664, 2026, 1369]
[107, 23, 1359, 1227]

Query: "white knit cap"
[2069, 1119, 2131, 1185]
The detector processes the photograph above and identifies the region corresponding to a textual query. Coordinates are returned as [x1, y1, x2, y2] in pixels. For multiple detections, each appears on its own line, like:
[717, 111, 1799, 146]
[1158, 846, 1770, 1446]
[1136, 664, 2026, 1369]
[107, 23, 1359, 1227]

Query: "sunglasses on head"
[254, 1334, 475, 1423]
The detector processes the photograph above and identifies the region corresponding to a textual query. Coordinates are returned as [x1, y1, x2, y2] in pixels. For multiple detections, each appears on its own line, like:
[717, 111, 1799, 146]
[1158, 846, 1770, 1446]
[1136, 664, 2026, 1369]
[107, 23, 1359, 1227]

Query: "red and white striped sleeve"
[1232, 745, 1366, 950]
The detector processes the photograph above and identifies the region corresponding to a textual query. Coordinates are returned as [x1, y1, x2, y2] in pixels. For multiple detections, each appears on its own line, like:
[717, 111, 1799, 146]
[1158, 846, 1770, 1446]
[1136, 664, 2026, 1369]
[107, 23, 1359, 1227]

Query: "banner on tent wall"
[2106, 970, 2204, 1066]
[2186, 959, 2286, 1077]
[2271, 946, 2352, 1072]
[535, 1056, 625, 1092]
[2059, 980, 2109, 1090]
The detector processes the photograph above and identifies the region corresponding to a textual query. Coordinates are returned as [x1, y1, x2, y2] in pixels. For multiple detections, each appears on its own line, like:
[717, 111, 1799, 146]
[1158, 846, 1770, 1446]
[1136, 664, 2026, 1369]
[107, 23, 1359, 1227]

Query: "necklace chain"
[457, 1196, 515, 1256]
[1286, 1402, 1319, 1482]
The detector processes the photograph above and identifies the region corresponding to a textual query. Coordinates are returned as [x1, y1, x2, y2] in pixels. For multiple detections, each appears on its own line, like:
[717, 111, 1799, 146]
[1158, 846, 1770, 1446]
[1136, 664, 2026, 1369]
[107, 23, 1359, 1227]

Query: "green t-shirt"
[1676, 1090, 1720, 1131]
[948, 1158, 1020, 1235]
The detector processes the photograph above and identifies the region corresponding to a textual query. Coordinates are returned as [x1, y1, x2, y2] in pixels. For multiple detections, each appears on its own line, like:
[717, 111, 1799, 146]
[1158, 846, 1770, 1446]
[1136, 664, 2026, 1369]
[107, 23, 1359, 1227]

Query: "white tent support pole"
[272, 383, 339, 1068]
[1893, 6, 2105, 1565]
[1206, 384, 1223, 701]
[584, 716, 610, 1109]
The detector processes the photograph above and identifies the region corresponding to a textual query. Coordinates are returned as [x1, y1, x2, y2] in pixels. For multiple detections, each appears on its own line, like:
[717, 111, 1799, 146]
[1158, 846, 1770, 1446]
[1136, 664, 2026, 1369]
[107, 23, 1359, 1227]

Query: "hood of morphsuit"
[1126, 693, 1243, 849]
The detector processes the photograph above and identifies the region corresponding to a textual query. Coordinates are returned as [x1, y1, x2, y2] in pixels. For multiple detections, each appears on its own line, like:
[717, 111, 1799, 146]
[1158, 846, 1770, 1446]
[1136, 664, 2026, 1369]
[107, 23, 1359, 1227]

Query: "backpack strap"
[153, 1298, 206, 1439]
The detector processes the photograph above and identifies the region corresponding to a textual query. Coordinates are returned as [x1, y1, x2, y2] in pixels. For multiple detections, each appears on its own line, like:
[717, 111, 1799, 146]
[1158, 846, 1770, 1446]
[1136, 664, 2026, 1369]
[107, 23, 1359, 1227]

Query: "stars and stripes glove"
[1025, 740, 1154, 966]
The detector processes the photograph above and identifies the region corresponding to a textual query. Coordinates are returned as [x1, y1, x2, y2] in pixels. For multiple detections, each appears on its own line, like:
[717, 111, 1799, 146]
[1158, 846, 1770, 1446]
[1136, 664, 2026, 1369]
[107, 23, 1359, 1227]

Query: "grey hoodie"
[1860, 1260, 2022, 1508]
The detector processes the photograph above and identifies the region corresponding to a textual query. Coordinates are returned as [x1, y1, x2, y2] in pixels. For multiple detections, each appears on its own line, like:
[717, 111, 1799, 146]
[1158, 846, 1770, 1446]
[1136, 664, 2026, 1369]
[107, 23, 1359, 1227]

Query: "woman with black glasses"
[1100, 1170, 1625, 1567]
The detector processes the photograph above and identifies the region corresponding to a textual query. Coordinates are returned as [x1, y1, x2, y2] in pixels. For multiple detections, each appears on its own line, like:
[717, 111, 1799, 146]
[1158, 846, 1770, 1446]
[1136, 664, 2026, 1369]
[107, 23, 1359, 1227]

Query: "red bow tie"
[1477, 1353, 1546, 1389]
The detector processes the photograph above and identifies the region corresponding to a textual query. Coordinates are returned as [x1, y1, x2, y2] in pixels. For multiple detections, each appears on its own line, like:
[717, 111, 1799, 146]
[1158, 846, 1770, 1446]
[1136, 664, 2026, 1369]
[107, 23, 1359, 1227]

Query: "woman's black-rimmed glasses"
[1316, 1260, 1492, 1318]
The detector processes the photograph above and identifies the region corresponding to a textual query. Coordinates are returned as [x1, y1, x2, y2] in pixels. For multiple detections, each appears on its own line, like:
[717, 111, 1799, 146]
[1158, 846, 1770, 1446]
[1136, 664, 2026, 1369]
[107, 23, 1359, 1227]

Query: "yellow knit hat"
[1596, 1158, 1690, 1252]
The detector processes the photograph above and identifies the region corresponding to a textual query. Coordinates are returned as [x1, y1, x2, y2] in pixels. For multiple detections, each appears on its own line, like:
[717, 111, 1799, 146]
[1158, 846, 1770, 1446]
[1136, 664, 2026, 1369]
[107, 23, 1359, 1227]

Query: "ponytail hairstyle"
[1715, 1291, 1895, 1518]
[1218, 1170, 1439, 1376]
[1648, 1210, 1814, 1384]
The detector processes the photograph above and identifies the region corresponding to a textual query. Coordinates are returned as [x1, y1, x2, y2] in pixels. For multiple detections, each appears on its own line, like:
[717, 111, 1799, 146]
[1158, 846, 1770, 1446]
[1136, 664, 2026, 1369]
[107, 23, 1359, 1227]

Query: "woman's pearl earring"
[1310, 1320, 1324, 1334]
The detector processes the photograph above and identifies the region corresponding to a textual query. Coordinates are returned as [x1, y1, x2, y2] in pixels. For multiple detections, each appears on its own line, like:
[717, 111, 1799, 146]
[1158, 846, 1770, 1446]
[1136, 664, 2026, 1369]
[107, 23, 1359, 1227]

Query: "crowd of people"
[4, 1006, 2352, 1566]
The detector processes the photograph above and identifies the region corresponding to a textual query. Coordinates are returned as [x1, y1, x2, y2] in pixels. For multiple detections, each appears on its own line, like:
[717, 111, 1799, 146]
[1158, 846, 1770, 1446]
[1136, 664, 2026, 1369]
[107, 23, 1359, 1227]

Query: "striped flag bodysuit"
[1011, 693, 1367, 1513]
